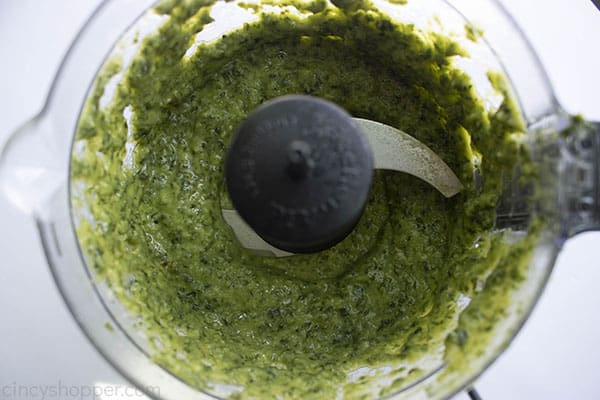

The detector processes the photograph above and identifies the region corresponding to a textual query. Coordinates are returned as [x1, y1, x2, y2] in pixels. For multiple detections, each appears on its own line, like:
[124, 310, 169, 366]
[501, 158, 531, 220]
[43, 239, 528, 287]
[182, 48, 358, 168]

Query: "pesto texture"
[71, 0, 538, 398]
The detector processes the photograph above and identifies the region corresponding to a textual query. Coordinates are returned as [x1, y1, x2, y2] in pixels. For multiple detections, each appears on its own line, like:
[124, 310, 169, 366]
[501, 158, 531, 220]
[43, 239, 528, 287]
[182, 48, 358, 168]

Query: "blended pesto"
[71, 0, 538, 398]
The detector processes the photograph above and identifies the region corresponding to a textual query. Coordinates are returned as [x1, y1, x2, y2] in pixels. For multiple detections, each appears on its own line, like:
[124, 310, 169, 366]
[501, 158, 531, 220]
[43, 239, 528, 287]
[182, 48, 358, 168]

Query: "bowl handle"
[0, 115, 64, 214]
[559, 120, 600, 237]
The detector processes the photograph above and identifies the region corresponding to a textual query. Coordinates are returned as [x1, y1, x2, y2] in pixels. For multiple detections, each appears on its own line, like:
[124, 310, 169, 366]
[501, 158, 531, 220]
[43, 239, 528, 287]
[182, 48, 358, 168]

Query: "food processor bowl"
[1, 0, 598, 399]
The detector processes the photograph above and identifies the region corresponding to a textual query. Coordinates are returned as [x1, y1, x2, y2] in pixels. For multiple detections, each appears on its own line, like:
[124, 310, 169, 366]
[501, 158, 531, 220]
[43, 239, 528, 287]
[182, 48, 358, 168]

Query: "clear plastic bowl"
[0, 1, 598, 399]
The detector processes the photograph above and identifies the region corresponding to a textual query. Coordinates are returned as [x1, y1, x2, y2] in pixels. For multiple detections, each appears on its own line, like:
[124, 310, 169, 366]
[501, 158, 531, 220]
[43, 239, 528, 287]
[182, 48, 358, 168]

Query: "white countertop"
[1, 1, 599, 399]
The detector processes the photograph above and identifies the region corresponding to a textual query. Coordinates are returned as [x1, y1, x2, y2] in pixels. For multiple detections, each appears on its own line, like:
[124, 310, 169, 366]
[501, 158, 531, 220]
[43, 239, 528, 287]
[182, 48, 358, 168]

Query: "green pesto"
[465, 24, 483, 42]
[71, 0, 537, 398]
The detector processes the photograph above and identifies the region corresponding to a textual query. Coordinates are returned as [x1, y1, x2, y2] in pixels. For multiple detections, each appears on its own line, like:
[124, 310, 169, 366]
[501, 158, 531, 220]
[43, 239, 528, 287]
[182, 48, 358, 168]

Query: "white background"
[1, 1, 599, 399]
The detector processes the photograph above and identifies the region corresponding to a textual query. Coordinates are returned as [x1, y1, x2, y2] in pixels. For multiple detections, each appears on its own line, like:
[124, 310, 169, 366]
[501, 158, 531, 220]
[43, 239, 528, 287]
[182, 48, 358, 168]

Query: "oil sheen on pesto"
[71, 0, 537, 398]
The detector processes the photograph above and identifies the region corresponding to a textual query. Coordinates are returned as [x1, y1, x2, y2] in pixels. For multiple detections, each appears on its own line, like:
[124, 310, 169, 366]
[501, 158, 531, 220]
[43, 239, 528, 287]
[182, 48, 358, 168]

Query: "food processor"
[0, 0, 598, 399]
